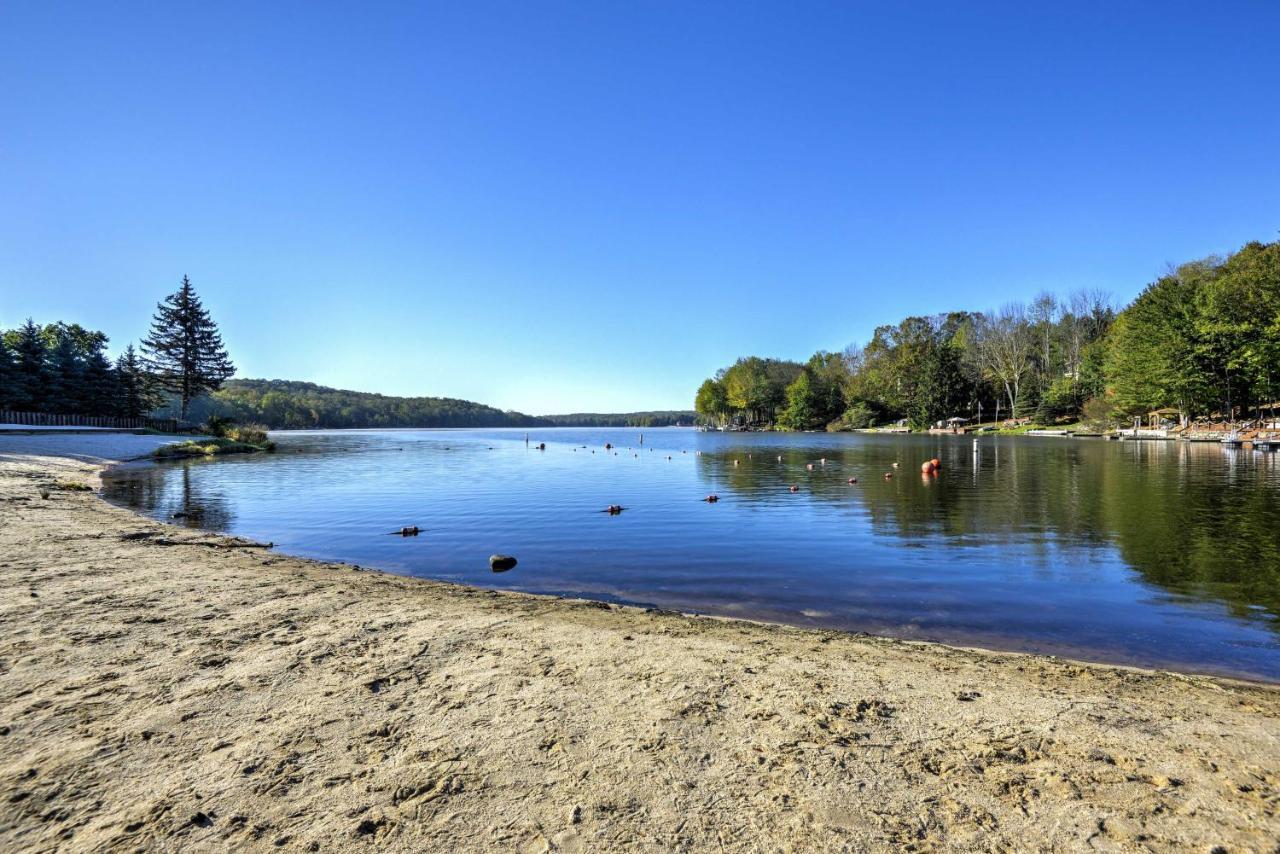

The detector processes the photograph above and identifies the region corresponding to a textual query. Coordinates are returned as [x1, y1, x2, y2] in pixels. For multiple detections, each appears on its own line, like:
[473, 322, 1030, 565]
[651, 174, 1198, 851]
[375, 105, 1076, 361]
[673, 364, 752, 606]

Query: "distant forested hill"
[182, 379, 694, 430]
[539, 411, 696, 427]
[186, 379, 544, 429]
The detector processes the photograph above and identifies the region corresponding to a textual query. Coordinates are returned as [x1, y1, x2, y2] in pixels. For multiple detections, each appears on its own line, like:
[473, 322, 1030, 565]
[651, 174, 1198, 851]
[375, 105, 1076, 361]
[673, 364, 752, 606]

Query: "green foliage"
[226, 423, 270, 444]
[539, 411, 695, 427]
[1081, 396, 1113, 432]
[694, 378, 728, 422]
[153, 437, 269, 458]
[829, 400, 880, 430]
[1039, 374, 1080, 420]
[191, 379, 546, 429]
[1105, 241, 1280, 418]
[204, 414, 236, 437]
[0, 334, 11, 410]
[142, 275, 235, 420]
[0, 319, 125, 416]
[6, 319, 50, 411]
[695, 357, 803, 426]
[694, 282, 1128, 430]
[114, 344, 164, 419]
[778, 371, 818, 430]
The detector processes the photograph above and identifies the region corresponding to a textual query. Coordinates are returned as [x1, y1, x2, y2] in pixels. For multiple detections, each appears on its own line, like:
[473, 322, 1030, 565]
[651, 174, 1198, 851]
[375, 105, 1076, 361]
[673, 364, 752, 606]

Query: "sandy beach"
[1, 434, 1278, 852]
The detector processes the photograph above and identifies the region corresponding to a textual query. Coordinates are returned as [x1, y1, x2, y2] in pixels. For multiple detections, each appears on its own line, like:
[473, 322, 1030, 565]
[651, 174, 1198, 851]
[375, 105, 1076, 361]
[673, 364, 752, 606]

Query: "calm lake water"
[102, 428, 1280, 681]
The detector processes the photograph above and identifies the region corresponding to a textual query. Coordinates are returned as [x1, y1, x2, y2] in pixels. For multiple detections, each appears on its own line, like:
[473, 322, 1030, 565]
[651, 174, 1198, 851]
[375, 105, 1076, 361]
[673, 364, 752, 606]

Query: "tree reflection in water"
[104, 459, 235, 532]
[696, 438, 1280, 628]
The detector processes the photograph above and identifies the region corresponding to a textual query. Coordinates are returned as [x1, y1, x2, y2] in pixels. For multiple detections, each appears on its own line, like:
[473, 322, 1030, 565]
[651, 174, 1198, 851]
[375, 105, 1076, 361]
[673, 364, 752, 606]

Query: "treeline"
[0, 321, 161, 418]
[192, 379, 545, 429]
[1, 275, 235, 422]
[539, 411, 696, 428]
[194, 381, 696, 430]
[695, 239, 1280, 430]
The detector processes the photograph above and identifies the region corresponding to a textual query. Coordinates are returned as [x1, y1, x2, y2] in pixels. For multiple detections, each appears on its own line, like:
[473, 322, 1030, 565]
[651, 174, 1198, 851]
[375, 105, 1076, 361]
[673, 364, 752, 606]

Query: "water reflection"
[107, 458, 235, 531]
[694, 437, 1280, 626]
[100, 429, 1280, 680]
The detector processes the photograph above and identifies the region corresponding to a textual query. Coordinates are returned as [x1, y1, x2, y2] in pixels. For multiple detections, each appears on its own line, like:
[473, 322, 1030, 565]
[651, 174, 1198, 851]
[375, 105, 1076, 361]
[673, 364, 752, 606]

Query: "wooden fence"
[0, 410, 184, 432]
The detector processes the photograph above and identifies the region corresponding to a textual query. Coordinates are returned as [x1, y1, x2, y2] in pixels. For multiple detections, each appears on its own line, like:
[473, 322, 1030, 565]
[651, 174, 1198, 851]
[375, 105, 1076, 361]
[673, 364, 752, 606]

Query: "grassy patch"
[225, 423, 269, 444]
[153, 437, 275, 459]
[991, 421, 1087, 435]
[55, 481, 93, 491]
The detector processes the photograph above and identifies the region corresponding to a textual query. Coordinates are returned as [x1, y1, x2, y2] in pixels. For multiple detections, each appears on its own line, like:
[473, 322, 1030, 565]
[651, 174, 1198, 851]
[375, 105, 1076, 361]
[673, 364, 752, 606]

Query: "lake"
[101, 428, 1280, 681]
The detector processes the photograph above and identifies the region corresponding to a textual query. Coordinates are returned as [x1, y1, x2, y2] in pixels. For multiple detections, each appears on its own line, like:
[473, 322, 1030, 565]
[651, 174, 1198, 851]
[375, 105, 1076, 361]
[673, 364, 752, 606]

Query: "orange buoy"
[930, 457, 941, 469]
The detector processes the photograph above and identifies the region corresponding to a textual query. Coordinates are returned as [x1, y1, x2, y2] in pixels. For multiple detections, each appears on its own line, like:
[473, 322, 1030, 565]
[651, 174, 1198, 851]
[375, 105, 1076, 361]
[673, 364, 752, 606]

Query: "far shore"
[2, 432, 1279, 850]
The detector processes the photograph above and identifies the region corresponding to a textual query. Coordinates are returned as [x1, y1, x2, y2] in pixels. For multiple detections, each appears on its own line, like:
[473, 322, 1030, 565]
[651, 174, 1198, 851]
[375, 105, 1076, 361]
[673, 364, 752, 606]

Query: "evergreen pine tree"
[0, 332, 13, 411]
[74, 327, 117, 414]
[10, 319, 49, 412]
[142, 276, 235, 420]
[46, 324, 85, 414]
[115, 343, 163, 418]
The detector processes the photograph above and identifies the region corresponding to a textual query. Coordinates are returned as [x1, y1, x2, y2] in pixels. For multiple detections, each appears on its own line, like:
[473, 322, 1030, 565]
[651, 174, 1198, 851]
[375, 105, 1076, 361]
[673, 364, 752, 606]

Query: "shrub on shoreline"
[225, 423, 269, 445]
[153, 436, 274, 459]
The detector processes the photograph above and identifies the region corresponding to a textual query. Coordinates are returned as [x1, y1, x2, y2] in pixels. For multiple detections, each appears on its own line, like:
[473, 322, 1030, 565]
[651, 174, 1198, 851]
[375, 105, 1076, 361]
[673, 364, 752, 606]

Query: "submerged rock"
[490, 554, 518, 572]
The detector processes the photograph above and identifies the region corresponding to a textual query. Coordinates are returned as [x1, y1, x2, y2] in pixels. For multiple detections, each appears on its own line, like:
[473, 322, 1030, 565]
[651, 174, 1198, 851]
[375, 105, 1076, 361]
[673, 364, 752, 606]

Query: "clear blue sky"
[2, 2, 1278, 414]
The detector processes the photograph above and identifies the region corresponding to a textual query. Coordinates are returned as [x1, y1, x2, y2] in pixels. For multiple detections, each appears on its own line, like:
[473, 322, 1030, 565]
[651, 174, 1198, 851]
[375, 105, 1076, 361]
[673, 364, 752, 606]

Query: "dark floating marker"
[603, 504, 625, 515]
[789, 485, 800, 493]
[389, 526, 420, 536]
[490, 554, 518, 572]
[705, 494, 720, 503]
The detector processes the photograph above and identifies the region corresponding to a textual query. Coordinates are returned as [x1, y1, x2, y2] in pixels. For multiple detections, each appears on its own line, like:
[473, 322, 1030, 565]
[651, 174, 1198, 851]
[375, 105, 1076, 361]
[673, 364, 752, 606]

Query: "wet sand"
[1, 434, 1278, 851]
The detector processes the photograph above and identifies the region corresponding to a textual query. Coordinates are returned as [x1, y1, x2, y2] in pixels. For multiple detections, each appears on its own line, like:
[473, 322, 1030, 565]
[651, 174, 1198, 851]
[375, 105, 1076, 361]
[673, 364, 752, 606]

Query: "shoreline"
[100, 431, 1279, 686]
[97, 453, 1280, 688]
[2, 436, 1279, 850]
[95, 452, 1280, 688]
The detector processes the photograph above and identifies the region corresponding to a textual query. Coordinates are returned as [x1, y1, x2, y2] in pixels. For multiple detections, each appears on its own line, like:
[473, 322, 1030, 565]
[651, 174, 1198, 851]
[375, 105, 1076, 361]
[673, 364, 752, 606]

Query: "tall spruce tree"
[0, 332, 13, 410]
[114, 343, 163, 418]
[142, 276, 235, 420]
[79, 331, 118, 414]
[46, 324, 85, 414]
[10, 319, 49, 412]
